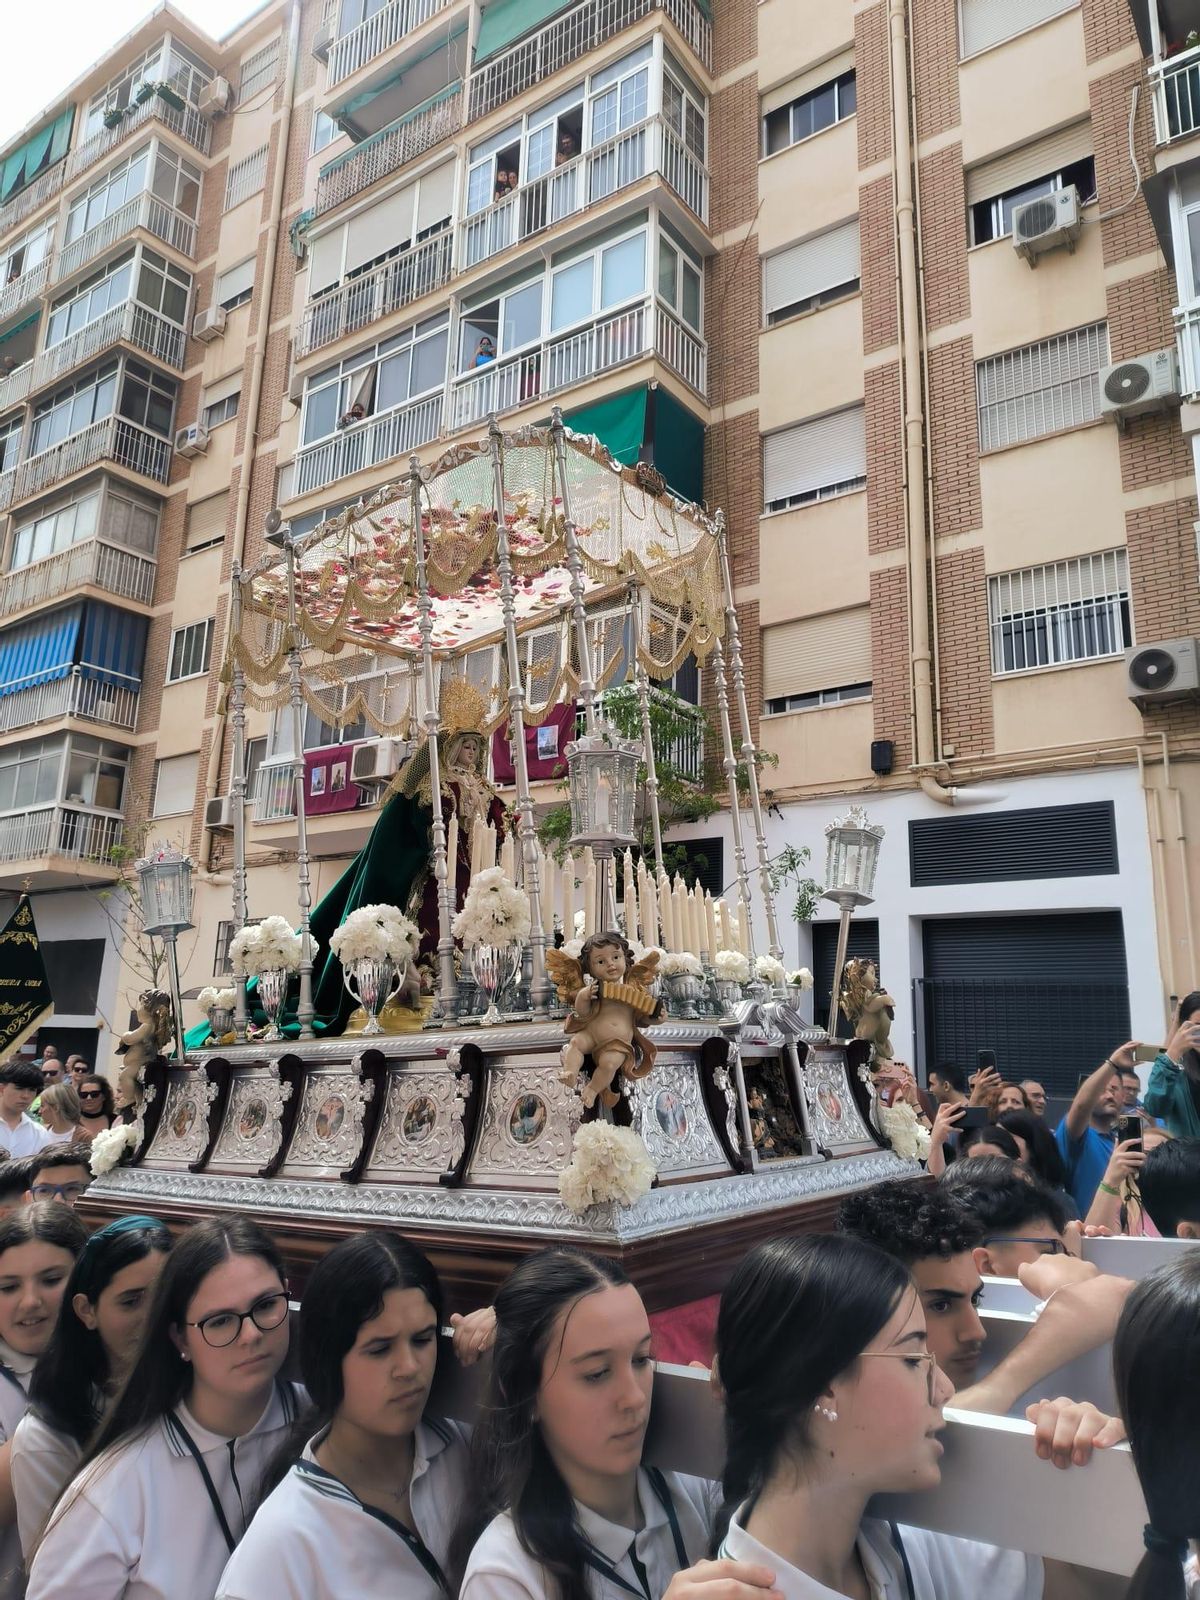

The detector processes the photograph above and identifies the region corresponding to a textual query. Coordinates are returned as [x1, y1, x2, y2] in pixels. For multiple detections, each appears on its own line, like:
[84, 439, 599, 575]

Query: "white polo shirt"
[25, 1380, 303, 1600]
[11, 1405, 85, 1556]
[215, 1415, 470, 1599]
[0, 1359, 32, 1600]
[720, 1505, 1043, 1600]
[0, 1116, 48, 1161]
[460, 1467, 719, 1600]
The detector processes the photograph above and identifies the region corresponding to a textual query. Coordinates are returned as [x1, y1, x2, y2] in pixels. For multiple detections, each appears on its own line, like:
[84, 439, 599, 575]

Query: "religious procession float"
[83, 413, 917, 1320]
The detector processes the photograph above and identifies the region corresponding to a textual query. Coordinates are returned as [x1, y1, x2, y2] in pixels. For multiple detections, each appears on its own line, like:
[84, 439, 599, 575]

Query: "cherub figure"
[839, 958, 896, 1064]
[115, 989, 173, 1110]
[545, 932, 665, 1109]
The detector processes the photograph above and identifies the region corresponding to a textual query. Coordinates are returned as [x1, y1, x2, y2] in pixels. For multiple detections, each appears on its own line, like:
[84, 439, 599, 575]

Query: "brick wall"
[712, 0, 755, 78]
[912, 0, 961, 140]
[705, 409, 761, 587]
[855, 3, 892, 169]
[1126, 496, 1200, 641]
[934, 546, 994, 757]
[870, 565, 913, 770]
[859, 174, 898, 354]
[918, 145, 970, 330]
[1081, 0, 1139, 64]
[928, 337, 983, 535]
[866, 361, 904, 553]
[709, 74, 759, 239]
[706, 243, 760, 409]
[1090, 64, 1161, 268]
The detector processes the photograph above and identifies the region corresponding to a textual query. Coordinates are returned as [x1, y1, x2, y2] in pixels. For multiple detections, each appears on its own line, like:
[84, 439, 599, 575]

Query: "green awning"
[0, 311, 38, 346]
[564, 388, 648, 467]
[475, 0, 574, 63]
[646, 384, 704, 505]
[0, 107, 73, 204]
[325, 80, 462, 171]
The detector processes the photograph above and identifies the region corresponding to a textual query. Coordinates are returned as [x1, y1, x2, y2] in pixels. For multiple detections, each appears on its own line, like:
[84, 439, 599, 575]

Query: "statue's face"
[587, 942, 627, 983]
[449, 733, 484, 769]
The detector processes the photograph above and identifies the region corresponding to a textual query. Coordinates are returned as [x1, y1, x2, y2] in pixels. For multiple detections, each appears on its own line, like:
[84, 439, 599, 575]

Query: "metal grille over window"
[224, 147, 269, 212]
[237, 39, 280, 105]
[988, 549, 1131, 675]
[167, 617, 214, 681]
[185, 492, 228, 552]
[976, 322, 1109, 451]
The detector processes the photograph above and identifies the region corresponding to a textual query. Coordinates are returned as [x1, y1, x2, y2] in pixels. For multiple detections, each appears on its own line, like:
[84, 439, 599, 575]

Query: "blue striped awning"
[78, 603, 148, 690]
[0, 605, 82, 698]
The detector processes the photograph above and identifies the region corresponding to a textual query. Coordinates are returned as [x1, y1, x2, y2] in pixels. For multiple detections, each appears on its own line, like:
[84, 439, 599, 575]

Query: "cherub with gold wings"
[546, 931, 665, 1109]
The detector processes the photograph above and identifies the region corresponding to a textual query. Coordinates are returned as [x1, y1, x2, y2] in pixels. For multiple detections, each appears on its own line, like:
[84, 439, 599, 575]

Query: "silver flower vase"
[470, 942, 521, 1026]
[257, 967, 289, 1041]
[343, 955, 404, 1035]
[664, 972, 705, 1020]
[207, 1005, 234, 1041]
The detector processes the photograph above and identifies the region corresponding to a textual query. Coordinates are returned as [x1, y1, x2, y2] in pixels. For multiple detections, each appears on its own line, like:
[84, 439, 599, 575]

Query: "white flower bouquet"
[452, 868, 530, 948]
[197, 987, 236, 1013]
[329, 903, 418, 966]
[753, 954, 787, 985]
[878, 1099, 931, 1164]
[787, 968, 814, 989]
[658, 951, 703, 977]
[90, 1121, 139, 1177]
[229, 916, 314, 977]
[560, 937, 584, 960]
[714, 949, 751, 984]
[558, 1122, 657, 1214]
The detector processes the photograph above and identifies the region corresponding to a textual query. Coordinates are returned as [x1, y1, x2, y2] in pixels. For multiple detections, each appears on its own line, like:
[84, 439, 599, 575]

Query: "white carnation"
[229, 916, 314, 977]
[329, 903, 418, 965]
[561, 938, 584, 960]
[658, 951, 703, 977]
[753, 955, 786, 984]
[558, 1122, 656, 1214]
[714, 949, 751, 984]
[452, 868, 530, 948]
[788, 968, 814, 989]
[878, 1100, 931, 1163]
[197, 987, 236, 1013]
[89, 1122, 139, 1177]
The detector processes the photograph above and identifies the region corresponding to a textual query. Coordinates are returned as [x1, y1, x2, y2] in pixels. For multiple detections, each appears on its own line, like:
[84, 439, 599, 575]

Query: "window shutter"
[762, 48, 855, 116]
[416, 160, 456, 233]
[203, 373, 242, 410]
[960, 0, 1076, 59]
[344, 186, 416, 275]
[153, 752, 200, 817]
[990, 549, 1128, 619]
[763, 607, 872, 699]
[764, 407, 866, 505]
[217, 258, 256, 306]
[764, 220, 860, 317]
[308, 226, 345, 295]
[185, 492, 229, 551]
[965, 121, 1092, 207]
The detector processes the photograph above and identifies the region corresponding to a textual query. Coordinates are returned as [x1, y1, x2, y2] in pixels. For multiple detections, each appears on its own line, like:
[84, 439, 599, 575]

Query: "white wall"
[10, 886, 130, 1077]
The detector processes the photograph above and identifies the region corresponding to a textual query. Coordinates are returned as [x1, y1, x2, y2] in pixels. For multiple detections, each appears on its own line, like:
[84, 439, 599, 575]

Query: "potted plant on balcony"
[134, 82, 156, 107]
[154, 82, 187, 111]
[103, 107, 124, 130]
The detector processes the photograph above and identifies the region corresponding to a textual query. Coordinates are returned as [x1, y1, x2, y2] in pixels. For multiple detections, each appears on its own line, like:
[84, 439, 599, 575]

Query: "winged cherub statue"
[546, 932, 665, 1109]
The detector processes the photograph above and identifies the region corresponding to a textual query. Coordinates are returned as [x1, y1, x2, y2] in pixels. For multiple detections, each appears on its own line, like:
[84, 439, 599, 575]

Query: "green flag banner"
[0, 898, 53, 1056]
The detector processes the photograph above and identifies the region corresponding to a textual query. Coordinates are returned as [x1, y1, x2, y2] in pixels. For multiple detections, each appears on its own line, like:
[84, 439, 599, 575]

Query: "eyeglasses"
[859, 1349, 940, 1403]
[31, 1181, 88, 1201]
[983, 1236, 1067, 1256]
[183, 1290, 289, 1349]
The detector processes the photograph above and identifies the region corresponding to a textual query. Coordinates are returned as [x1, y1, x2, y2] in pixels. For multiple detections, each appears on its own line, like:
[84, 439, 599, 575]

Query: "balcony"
[14, 416, 171, 505]
[0, 538, 156, 621]
[315, 86, 462, 216]
[0, 364, 32, 414]
[461, 117, 707, 272]
[468, 0, 712, 123]
[0, 668, 140, 737]
[1152, 46, 1200, 144]
[297, 230, 452, 358]
[0, 803, 124, 883]
[327, 0, 454, 88]
[32, 302, 185, 396]
[450, 296, 706, 430]
[0, 259, 50, 331]
[253, 756, 296, 822]
[1175, 299, 1200, 397]
[0, 471, 14, 515]
[293, 391, 443, 496]
[53, 192, 197, 286]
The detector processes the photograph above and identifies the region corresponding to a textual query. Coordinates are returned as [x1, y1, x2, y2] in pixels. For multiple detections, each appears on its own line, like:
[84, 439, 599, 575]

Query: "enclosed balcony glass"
[36, 247, 190, 391]
[54, 142, 201, 284]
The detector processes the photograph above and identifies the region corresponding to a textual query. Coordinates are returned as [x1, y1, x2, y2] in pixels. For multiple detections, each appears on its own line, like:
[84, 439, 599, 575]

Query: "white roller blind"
[762, 47, 855, 117]
[217, 258, 256, 307]
[960, 0, 1076, 59]
[185, 492, 228, 551]
[153, 753, 200, 817]
[764, 220, 860, 317]
[308, 226, 345, 295]
[965, 121, 1092, 206]
[345, 186, 415, 274]
[763, 607, 872, 699]
[203, 371, 243, 408]
[764, 407, 866, 506]
[416, 160, 456, 233]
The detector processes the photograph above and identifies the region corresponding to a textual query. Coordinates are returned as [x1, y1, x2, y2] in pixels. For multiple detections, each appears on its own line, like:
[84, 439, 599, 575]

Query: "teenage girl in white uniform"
[11, 1214, 172, 1557]
[0, 1201, 86, 1600]
[216, 1229, 470, 1600]
[26, 1216, 302, 1600]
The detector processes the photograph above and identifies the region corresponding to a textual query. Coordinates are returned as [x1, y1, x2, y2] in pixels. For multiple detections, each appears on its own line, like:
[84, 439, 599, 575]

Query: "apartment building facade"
[0, 0, 1194, 1087]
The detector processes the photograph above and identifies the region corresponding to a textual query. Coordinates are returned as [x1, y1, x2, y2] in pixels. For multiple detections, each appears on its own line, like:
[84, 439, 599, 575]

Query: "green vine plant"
[768, 843, 823, 926]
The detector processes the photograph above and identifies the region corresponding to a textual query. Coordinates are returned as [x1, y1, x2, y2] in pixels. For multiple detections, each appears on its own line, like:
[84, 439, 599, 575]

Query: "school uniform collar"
[301, 1415, 453, 1495]
[722, 1504, 895, 1600]
[0, 1336, 37, 1382]
[575, 1469, 666, 1569]
[164, 1381, 287, 1459]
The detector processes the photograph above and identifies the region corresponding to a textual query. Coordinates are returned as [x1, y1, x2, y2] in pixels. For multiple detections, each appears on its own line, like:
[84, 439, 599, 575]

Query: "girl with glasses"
[27, 1217, 300, 1600]
[74, 1077, 115, 1141]
[0, 1202, 87, 1598]
[12, 1215, 172, 1557]
[216, 1231, 469, 1599]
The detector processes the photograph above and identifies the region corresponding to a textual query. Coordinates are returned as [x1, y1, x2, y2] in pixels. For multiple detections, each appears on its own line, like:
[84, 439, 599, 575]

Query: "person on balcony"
[473, 337, 496, 367]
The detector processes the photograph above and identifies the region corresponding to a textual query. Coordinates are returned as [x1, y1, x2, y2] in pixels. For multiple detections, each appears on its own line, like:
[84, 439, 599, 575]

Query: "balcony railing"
[577, 685, 704, 783]
[461, 116, 707, 271]
[0, 668, 140, 737]
[0, 537, 156, 620]
[315, 86, 462, 216]
[0, 364, 31, 414]
[0, 470, 14, 515]
[0, 166, 66, 245]
[1152, 47, 1200, 144]
[253, 757, 296, 822]
[294, 391, 443, 496]
[297, 230, 452, 358]
[14, 415, 171, 504]
[328, 0, 453, 87]
[450, 295, 706, 430]
[0, 804, 123, 867]
[53, 192, 197, 285]
[32, 302, 186, 395]
[0, 259, 50, 330]
[468, 0, 711, 122]
[1174, 299, 1200, 399]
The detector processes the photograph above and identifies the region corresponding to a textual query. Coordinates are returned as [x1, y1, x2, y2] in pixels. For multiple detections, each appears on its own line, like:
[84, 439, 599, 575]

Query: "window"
[0, 111, 72, 205]
[105, 488, 159, 554]
[764, 220, 860, 325]
[185, 491, 229, 552]
[84, 40, 214, 137]
[662, 58, 706, 160]
[960, 0, 1076, 60]
[30, 362, 119, 455]
[152, 751, 199, 816]
[763, 406, 866, 511]
[203, 390, 240, 429]
[762, 607, 872, 712]
[167, 618, 214, 682]
[0, 417, 22, 475]
[237, 38, 280, 105]
[301, 314, 449, 444]
[65, 147, 151, 246]
[658, 232, 702, 331]
[46, 252, 135, 348]
[763, 71, 855, 156]
[989, 550, 1131, 676]
[244, 736, 267, 796]
[217, 258, 255, 312]
[312, 109, 340, 155]
[151, 146, 201, 220]
[967, 123, 1095, 244]
[64, 735, 128, 811]
[224, 147, 268, 212]
[545, 226, 646, 338]
[11, 490, 100, 569]
[0, 735, 67, 814]
[976, 322, 1108, 451]
[136, 248, 191, 325]
[119, 359, 177, 438]
[0, 218, 54, 293]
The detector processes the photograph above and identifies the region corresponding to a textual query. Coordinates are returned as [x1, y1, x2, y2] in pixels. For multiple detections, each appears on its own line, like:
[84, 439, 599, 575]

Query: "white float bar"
[978, 1275, 1040, 1314]
[1082, 1234, 1199, 1277]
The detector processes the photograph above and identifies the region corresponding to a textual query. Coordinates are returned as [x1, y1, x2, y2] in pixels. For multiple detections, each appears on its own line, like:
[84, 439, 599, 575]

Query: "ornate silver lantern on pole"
[821, 806, 885, 1038]
[564, 723, 642, 931]
[135, 846, 194, 1063]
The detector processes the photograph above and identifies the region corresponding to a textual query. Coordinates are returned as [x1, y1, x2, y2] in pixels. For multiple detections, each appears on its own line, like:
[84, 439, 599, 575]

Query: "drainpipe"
[202, 0, 301, 870]
[1161, 732, 1197, 981]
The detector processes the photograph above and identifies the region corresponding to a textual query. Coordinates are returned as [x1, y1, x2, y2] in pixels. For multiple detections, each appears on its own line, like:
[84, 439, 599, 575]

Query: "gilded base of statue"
[344, 995, 436, 1035]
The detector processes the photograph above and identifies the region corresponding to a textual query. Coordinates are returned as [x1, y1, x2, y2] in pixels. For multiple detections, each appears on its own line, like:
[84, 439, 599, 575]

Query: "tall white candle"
[691, 886, 704, 958]
[623, 850, 638, 944]
[648, 876, 660, 949]
[446, 811, 459, 910]
[544, 853, 557, 938]
[561, 852, 575, 937]
[718, 898, 734, 952]
[704, 891, 719, 964]
[583, 849, 597, 937]
[637, 861, 652, 946]
[736, 900, 749, 955]
[673, 878, 688, 954]
[658, 870, 674, 951]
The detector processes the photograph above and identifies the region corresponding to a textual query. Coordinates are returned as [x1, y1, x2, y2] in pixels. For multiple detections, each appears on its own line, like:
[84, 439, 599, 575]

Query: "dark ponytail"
[712, 1233, 911, 1548]
[1113, 1254, 1200, 1600]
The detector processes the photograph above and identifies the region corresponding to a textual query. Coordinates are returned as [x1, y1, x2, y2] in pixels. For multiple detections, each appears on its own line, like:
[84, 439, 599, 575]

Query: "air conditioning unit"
[192, 305, 226, 343]
[1100, 348, 1180, 425]
[198, 76, 232, 116]
[286, 350, 303, 405]
[205, 795, 235, 830]
[351, 737, 407, 786]
[1125, 638, 1200, 707]
[312, 20, 334, 61]
[1011, 185, 1082, 266]
[175, 422, 209, 458]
